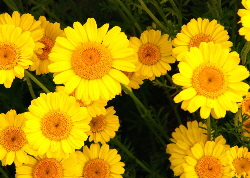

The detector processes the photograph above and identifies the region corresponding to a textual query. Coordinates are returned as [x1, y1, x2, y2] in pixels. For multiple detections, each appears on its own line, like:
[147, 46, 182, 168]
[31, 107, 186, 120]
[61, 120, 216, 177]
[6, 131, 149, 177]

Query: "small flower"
[238, 0, 250, 41]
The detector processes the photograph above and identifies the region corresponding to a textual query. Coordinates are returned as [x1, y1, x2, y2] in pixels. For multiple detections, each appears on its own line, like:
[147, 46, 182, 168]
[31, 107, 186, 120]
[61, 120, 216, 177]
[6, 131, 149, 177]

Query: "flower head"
[24, 92, 91, 159]
[76, 143, 125, 178]
[173, 18, 233, 60]
[49, 18, 135, 102]
[129, 29, 175, 79]
[173, 42, 249, 119]
[238, 0, 250, 41]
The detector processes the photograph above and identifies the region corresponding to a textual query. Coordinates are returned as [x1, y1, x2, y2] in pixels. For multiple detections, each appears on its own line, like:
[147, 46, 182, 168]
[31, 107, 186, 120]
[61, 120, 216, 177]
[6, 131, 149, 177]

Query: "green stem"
[206, 116, 211, 141]
[3, 0, 19, 11]
[168, 0, 182, 26]
[111, 138, 165, 178]
[24, 70, 50, 93]
[150, 0, 170, 27]
[234, 109, 241, 128]
[138, 0, 169, 34]
[25, 73, 36, 99]
[166, 91, 182, 125]
[116, 0, 143, 33]
[0, 167, 8, 178]
[241, 41, 250, 65]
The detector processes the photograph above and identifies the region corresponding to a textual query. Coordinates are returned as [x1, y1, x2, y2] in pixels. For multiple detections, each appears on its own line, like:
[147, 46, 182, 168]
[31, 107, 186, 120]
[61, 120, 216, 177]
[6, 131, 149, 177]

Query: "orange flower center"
[83, 159, 110, 178]
[123, 71, 133, 79]
[0, 127, 26, 151]
[0, 43, 19, 70]
[195, 156, 223, 178]
[71, 42, 112, 80]
[243, 119, 250, 132]
[242, 98, 250, 117]
[192, 64, 227, 98]
[37, 36, 54, 60]
[89, 115, 106, 132]
[41, 111, 72, 141]
[189, 34, 213, 48]
[138, 43, 161, 65]
[233, 158, 250, 176]
[33, 158, 64, 178]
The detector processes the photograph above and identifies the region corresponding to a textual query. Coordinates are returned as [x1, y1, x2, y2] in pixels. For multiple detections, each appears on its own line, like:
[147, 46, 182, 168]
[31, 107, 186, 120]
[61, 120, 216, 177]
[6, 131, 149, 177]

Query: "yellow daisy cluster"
[238, 0, 250, 41]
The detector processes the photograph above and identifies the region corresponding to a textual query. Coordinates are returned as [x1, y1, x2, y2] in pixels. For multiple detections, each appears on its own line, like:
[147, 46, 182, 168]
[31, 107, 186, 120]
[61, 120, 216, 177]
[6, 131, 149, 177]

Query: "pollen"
[83, 159, 110, 178]
[41, 111, 72, 141]
[195, 156, 223, 178]
[0, 126, 26, 152]
[71, 42, 112, 80]
[89, 115, 106, 132]
[33, 158, 64, 178]
[0, 43, 19, 70]
[189, 34, 213, 48]
[192, 64, 227, 98]
[138, 43, 161, 65]
[233, 158, 250, 176]
[37, 36, 54, 60]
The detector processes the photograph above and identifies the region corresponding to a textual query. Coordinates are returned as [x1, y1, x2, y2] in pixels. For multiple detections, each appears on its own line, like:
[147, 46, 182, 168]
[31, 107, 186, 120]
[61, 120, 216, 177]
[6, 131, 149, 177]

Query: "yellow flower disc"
[33, 158, 64, 178]
[41, 111, 72, 141]
[195, 156, 223, 178]
[189, 34, 213, 48]
[89, 115, 106, 132]
[71, 42, 112, 80]
[83, 159, 110, 178]
[138, 43, 161, 65]
[192, 65, 227, 98]
[0, 43, 19, 70]
[37, 36, 54, 60]
[233, 158, 250, 176]
[0, 127, 26, 152]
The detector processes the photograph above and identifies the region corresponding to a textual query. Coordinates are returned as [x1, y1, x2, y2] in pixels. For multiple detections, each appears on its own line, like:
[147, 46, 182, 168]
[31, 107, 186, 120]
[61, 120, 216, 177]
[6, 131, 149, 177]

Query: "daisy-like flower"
[166, 120, 226, 176]
[30, 16, 65, 75]
[172, 18, 233, 60]
[173, 42, 249, 119]
[182, 141, 231, 177]
[24, 92, 91, 159]
[0, 24, 34, 88]
[129, 29, 175, 79]
[76, 143, 125, 178]
[224, 146, 250, 178]
[48, 18, 135, 102]
[0, 110, 35, 166]
[0, 11, 44, 52]
[87, 106, 119, 144]
[238, 93, 250, 138]
[122, 71, 145, 91]
[238, 0, 250, 41]
[16, 152, 80, 178]
[56, 86, 107, 118]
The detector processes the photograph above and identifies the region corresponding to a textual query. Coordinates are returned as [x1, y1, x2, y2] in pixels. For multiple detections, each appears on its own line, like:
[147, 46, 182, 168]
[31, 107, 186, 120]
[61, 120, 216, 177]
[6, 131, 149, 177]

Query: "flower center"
[83, 159, 110, 178]
[195, 156, 223, 178]
[233, 158, 250, 176]
[0, 43, 19, 70]
[37, 36, 54, 60]
[89, 115, 106, 132]
[41, 111, 72, 141]
[71, 42, 112, 80]
[33, 158, 64, 178]
[243, 119, 250, 132]
[0, 127, 26, 151]
[123, 71, 133, 79]
[189, 34, 213, 48]
[242, 98, 250, 117]
[138, 43, 161, 65]
[192, 64, 227, 98]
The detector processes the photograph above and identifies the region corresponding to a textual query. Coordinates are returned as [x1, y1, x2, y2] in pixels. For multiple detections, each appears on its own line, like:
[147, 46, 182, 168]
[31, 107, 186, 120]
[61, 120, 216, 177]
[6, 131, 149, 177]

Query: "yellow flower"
[224, 146, 250, 178]
[172, 18, 233, 61]
[173, 42, 249, 119]
[76, 143, 125, 178]
[48, 18, 135, 102]
[0, 24, 34, 88]
[16, 152, 80, 178]
[87, 106, 120, 144]
[129, 29, 175, 79]
[238, 0, 250, 41]
[24, 92, 91, 159]
[122, 71, 145, 91]
[30, 16, 65, 75]
[0, 11, 44, 52]
[166, 120, 226, 176]
[56, 85, 107, 118]
[182, 141, 231, 177]
[0, 110, 34, 166]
